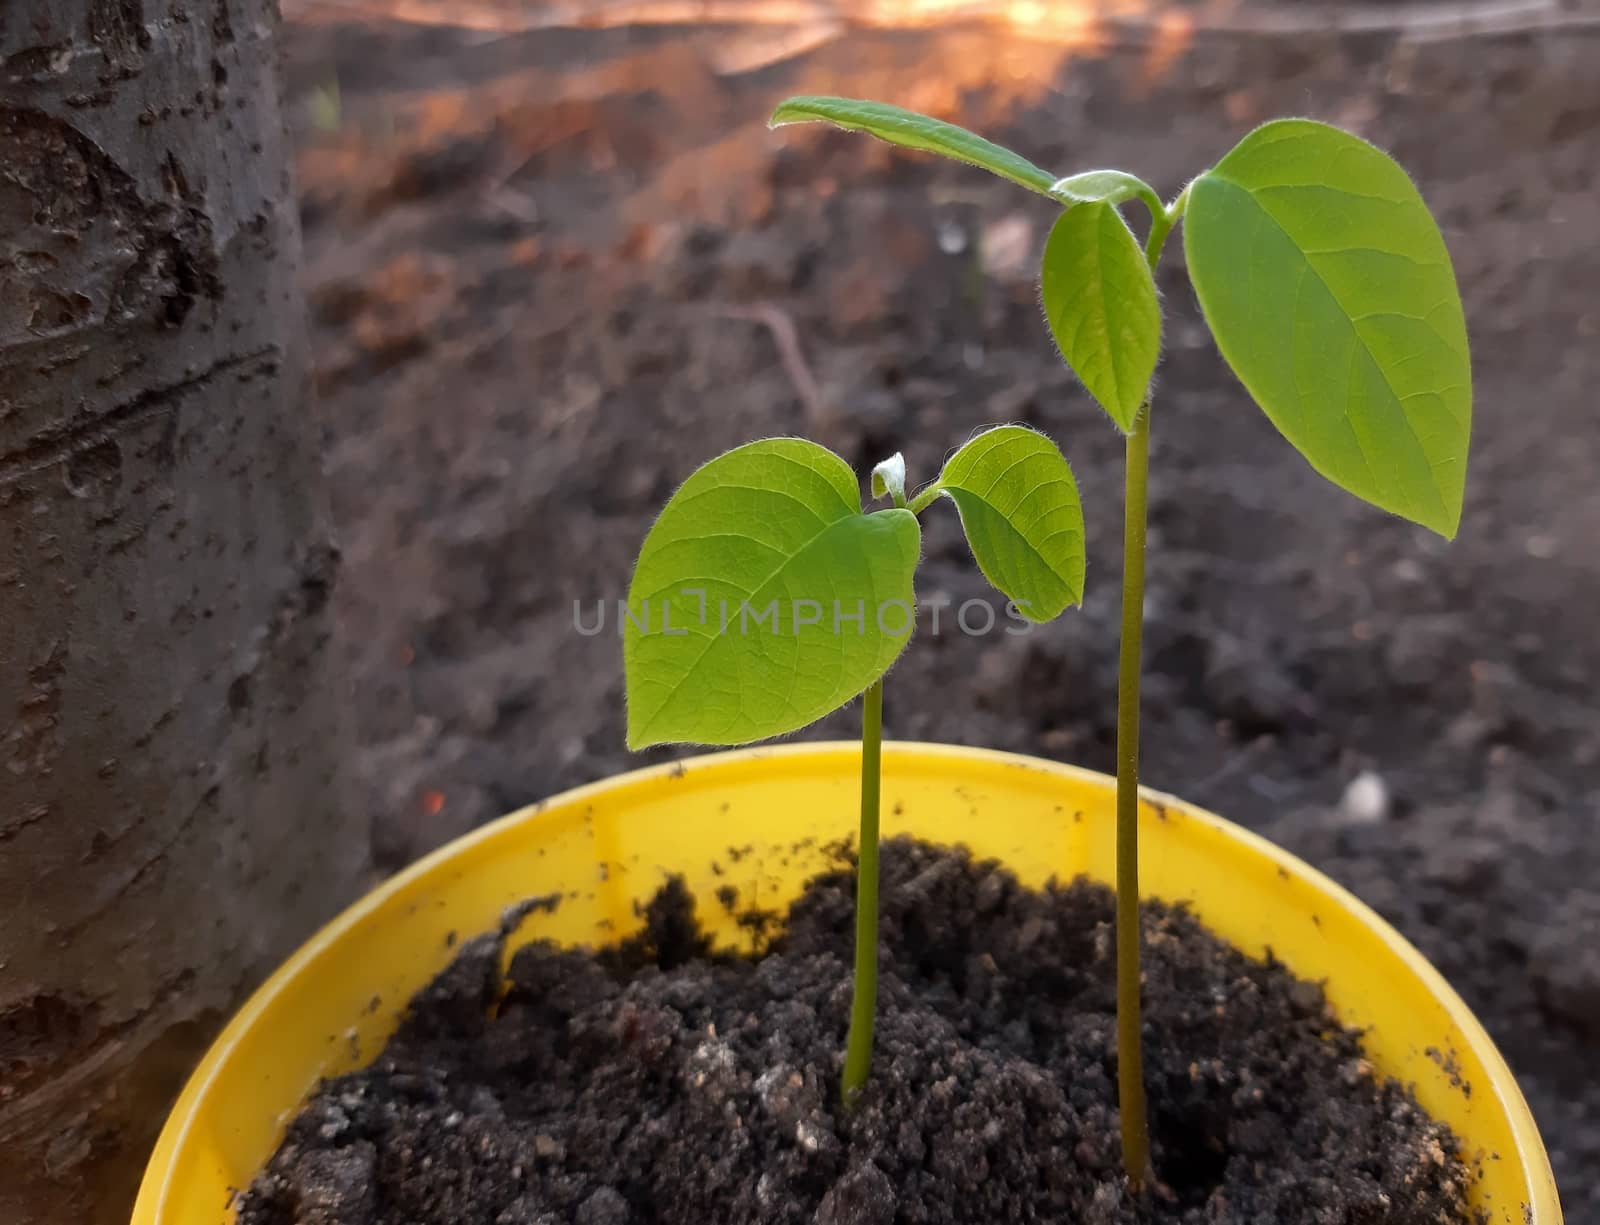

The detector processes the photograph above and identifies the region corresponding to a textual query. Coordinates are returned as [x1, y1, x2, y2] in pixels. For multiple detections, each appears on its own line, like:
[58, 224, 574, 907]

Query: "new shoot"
[771, 95, 1471, 1186]
[623, 425, 1087, 1105]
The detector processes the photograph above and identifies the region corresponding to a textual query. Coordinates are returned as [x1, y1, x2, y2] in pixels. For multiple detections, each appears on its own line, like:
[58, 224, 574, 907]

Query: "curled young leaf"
[934, 426, 1085, 623]
[1049, 169, 1163, 220]
[624, 439, 921, 749]
[770, 96, 1058, 198]
[871, 452, 907, 505]
[1041, 201, 1163, 433]
[1184, 119, 1472, 538]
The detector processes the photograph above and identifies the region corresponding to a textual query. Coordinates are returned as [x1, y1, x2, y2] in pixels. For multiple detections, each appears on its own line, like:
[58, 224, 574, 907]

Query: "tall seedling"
[770, 96, 1471, 1185]
[624, 427, 1086, 1104]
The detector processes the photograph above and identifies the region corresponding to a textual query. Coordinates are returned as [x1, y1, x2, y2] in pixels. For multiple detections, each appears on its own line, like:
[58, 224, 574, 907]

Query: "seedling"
[623, 425, 1087, 1104]
[767, 97, 1471, 1186]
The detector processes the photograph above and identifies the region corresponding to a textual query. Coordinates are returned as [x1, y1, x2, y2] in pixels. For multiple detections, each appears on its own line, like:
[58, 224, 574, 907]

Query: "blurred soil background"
[280, 0, 1599, 1207]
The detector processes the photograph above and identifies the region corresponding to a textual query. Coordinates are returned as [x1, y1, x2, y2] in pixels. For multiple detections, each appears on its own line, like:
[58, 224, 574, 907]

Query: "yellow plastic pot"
[133, 743, 1561, 1225]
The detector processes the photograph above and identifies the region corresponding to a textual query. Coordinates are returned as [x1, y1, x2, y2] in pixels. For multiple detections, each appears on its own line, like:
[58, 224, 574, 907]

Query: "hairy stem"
[907, 481, 943, 515]
[841, 678, 884, 1105]
[1144, 202, 1176, 267]
[1115, 192, 1183, 1189]
[1115, 409, 1153, 1189]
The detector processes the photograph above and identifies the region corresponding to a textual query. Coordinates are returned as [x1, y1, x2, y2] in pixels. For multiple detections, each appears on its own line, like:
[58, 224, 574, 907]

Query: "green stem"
[841, 678, 884, 1106]
[1141, 186, 1186, 268]
[1115, 408, 1153, 1190]
[1167, 181, 1192, 222]
[1115, 193, 1181, 1190]
[1144, 211, 1174, 268]
[907, 481, 944, 516]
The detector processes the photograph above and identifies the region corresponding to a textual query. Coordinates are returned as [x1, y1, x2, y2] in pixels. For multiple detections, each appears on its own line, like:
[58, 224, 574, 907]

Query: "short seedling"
[768, 97, 1471, 1186]
[623, 425, 1087, 1105]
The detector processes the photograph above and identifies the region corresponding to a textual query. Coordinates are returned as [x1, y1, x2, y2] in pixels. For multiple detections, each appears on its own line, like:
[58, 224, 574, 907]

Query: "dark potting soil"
[239, 840, 1475, 1225]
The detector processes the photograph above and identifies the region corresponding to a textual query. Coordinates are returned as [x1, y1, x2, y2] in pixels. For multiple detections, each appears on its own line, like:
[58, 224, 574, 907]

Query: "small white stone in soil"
[689, 1038, 736, 1088]
[1526, 534, 1558, 559]
[1340, 770, 1390, 824]
[1392, 558, 1425, 583]
[755, 1063, 803, 1119]
[316, 1113, 349, 1142]
[755, 1065, 785, 1097]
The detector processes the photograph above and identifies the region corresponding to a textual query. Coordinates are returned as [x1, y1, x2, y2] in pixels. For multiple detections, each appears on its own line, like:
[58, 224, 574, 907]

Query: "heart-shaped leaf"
[934, 426, 1085, 622]
[770, 96, 1057, 198]
[1184, 119, 1472, 537]
[624, 439, 921, 749]
[1041, 201, 1163, 432]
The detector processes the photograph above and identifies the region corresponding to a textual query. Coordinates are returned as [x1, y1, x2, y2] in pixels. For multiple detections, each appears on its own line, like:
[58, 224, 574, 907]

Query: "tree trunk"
[0, 4, 370, 1222]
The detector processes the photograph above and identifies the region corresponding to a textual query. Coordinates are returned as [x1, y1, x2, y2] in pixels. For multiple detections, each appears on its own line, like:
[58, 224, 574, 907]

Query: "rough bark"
[0, 4, 371, 1222]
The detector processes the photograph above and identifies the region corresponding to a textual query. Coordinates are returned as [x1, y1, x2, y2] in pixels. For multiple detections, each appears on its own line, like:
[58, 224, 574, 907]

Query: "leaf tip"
[1386, 496, 1460, 541]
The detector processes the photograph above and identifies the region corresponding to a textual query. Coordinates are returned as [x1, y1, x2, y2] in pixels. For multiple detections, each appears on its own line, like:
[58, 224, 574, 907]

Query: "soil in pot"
[239, 839, 1476, 1225]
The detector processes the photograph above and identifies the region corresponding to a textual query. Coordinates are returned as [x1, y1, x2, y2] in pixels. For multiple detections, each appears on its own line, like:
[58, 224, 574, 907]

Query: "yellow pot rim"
[133, 741, 1561, 1224]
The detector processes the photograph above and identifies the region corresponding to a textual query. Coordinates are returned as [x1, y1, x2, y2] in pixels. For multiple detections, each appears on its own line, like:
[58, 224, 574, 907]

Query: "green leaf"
[770, 95, 1057, 198]
[624, 439, 921, 749]
[1184, 119, 1472, 537]
[1049, 169, 1162, 219]
[1041, 201, 1163, 432]
[934, 426, 1085, 622]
